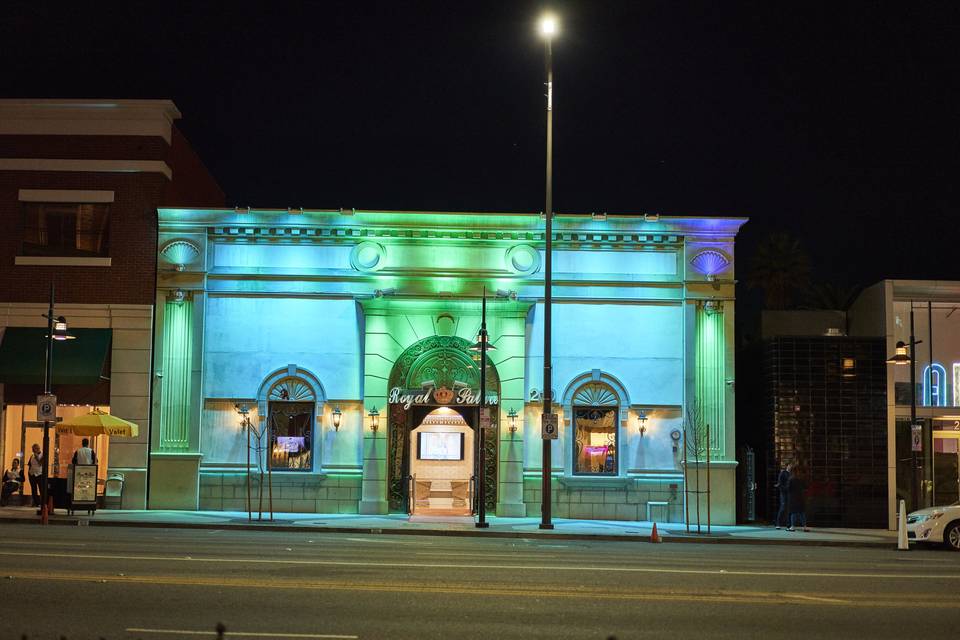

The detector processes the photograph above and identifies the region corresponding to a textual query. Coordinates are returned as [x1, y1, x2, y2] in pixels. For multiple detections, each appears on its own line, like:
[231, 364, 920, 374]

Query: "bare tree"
[683, 401, 712, 534]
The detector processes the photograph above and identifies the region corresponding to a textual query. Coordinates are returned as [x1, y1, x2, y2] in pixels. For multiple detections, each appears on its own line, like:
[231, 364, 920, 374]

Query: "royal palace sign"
[388, 385, 499, 409]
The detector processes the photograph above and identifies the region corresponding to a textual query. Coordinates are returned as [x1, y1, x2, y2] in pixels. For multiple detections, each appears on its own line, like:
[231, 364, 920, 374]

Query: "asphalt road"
[0, 524, 957, 640]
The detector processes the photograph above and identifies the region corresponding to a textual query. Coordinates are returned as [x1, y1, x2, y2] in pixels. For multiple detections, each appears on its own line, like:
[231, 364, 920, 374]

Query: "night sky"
[3, 1, 958, 291]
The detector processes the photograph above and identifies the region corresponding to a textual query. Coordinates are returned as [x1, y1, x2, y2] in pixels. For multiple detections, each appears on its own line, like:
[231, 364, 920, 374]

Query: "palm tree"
[746, 232, 811, 310]
[802, 281, 863, 312]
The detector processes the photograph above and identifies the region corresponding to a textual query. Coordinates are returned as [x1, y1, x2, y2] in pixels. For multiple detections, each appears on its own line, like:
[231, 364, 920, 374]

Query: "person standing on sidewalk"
[72, 438, 97, 465]
[27, 444, 43, 508]
[787, 467, 809, 532]
[774, 462, 792, 529]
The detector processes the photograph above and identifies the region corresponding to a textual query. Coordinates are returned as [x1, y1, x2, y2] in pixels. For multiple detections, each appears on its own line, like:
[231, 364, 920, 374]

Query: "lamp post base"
[538, 523, 554, 530]
[475, 522, 489, 529]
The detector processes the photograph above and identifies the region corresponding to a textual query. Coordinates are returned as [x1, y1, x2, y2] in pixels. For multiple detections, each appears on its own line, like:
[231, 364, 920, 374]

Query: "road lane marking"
[413, 552, 562, 558]
[784, 593, 850, 604]
[6, 571, 955, 609]
[344, 537, 429, 545]
[127, 629, 357, 638]
[0, 549, 957, 581]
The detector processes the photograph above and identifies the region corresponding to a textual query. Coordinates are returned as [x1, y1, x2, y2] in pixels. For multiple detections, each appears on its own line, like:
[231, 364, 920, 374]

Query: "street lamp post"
[40, 284, 74, 523]
[476, 289, 491, 528]
[539, 12, 557, 530]
[887, 302, 923, 510]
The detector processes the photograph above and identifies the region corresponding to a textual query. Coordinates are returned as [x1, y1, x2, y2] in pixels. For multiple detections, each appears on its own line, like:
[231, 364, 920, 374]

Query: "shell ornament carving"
[572, 382, 619, 406]
[268, 377, 316, 402]
[160, 240, 201, 269]
[690, 249, 730, 276]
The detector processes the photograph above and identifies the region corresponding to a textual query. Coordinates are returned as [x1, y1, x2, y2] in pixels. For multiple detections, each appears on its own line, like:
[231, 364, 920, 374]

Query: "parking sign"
[541, 413, 559, 439]
[37, 394, 57, 422]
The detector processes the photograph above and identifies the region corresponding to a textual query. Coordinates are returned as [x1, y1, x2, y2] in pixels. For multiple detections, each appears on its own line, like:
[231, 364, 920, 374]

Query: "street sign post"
[37, 394, 57, 422]
[541, 413, 558, 439]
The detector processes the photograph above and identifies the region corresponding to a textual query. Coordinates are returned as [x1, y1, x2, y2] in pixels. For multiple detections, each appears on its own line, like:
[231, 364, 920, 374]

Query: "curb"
[0, 515, 894, 549]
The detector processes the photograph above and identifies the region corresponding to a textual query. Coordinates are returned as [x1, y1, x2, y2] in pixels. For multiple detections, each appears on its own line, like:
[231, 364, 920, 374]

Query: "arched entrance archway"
[386, 335, 500, 513]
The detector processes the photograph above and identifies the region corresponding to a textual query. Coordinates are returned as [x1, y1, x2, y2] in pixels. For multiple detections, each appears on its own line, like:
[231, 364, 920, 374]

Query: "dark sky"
[3, 1, 958, 290]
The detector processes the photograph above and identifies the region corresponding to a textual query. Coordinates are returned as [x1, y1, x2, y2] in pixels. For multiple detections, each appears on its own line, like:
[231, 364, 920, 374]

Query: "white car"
[907, 502, 960, 550]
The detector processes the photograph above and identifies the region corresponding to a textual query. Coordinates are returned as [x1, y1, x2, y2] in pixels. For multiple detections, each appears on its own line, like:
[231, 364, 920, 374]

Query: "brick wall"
[0, 127, 223, 306]
[0, 170, 165, 305]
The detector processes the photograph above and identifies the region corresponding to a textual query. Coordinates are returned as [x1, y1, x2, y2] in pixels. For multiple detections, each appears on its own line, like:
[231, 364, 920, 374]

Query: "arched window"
[257, 366, 326, 472]
[571, 382, 621, 476]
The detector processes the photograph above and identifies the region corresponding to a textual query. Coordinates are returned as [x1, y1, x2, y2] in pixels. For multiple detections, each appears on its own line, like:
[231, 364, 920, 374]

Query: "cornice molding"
[158, 208, 747, 238]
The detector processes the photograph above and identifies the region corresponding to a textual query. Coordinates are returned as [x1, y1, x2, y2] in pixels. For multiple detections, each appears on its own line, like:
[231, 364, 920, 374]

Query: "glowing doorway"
[409, 407, 474, 516]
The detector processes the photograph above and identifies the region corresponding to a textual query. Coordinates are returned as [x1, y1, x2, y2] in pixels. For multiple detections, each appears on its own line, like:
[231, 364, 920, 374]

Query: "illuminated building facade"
[153, 208, 745, 523]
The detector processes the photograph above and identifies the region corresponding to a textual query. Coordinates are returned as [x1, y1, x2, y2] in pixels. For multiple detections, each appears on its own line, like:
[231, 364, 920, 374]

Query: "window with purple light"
[573, 407, 618, 475]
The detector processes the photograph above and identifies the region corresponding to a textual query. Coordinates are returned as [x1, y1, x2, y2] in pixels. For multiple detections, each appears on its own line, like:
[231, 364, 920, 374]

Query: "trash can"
[103, 472, 125, 509]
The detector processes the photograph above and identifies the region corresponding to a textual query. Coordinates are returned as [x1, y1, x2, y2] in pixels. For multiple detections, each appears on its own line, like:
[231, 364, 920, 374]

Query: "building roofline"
[0, 99, 181, 143]
[159, 207, 748, 236]
[883, 279, 960, 300]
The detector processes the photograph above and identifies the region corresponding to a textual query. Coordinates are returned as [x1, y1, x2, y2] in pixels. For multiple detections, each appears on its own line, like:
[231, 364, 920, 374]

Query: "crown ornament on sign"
[433, 386, 454, 404]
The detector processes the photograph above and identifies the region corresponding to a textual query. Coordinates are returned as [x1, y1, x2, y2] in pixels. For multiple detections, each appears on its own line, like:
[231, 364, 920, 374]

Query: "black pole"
[540, 33, 554, 530]
[41, 283, 55, 523]
[476, 288, 489, 528]
[909, 303, 919, 511]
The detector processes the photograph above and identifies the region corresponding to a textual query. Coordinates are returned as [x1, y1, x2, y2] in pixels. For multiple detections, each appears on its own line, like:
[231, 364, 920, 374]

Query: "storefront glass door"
[933, 429, 960, 506]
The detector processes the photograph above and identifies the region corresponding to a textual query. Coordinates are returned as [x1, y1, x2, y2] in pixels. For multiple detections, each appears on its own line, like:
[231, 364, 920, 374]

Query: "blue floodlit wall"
[154, 209, 745, 522]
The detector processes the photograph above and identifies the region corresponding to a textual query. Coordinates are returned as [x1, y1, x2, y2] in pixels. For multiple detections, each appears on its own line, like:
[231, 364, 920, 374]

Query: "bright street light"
[539, 14, 558, 37]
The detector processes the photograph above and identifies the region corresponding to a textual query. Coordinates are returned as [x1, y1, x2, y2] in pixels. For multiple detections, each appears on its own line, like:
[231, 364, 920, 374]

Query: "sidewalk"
[0, 506, 898, 548]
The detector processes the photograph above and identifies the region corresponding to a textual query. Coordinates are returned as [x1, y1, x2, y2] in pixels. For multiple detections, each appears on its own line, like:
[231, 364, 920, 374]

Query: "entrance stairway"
[413, 479, 470, 515]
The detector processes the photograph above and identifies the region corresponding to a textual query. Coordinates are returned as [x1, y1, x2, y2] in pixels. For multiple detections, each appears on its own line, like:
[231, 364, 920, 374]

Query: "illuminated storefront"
[846, 281, 960, 527]
[152, 209, 745, 523]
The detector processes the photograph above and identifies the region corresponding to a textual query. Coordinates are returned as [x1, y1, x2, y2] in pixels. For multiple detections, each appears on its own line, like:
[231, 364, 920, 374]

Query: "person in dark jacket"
[774, 463, 792, 528]
[1, 458, 24, 506]
[787, 468, 809, 531]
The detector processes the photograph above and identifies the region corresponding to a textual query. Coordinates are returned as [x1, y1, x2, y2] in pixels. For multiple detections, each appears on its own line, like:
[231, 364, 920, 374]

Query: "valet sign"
[388, 386, 499, 409]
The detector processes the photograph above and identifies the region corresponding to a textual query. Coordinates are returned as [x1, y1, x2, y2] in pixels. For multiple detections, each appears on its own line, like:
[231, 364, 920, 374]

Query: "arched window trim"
[256, 364, 327, 472]
[561, 370, 631, 477]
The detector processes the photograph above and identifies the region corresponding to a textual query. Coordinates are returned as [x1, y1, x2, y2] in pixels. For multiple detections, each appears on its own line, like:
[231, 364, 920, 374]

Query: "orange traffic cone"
[650, 521, 662, 543]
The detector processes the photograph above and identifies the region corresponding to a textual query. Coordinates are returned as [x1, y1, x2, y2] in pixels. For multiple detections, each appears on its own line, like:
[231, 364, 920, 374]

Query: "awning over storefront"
[0, 328, 112, 385]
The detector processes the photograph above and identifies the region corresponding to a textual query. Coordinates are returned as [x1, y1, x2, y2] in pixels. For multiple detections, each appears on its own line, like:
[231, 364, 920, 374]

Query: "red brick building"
[0, 99, 222, 508]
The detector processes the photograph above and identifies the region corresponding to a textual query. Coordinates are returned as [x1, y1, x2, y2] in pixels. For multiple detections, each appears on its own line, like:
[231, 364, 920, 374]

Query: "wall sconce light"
[234, 403, 252, 430]
[637, 409, 648, 436]
[368, 406, 380, 432]
[331, 406, 342, 431]
[507, 407, 518, 433]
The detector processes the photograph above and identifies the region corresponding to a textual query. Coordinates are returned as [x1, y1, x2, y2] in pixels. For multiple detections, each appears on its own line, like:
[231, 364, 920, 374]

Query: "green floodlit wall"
[359, 298, 529, 514]
[159, 300, 193, 451]
[695, 303, 725, 456]
[362, 299, 527, 414]
[155, 208, 746, 521]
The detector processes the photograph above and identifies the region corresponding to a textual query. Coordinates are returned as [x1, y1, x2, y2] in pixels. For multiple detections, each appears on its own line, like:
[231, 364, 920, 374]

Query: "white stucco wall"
[203, 296, 362, 400]
[525, 302, 684, 405]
